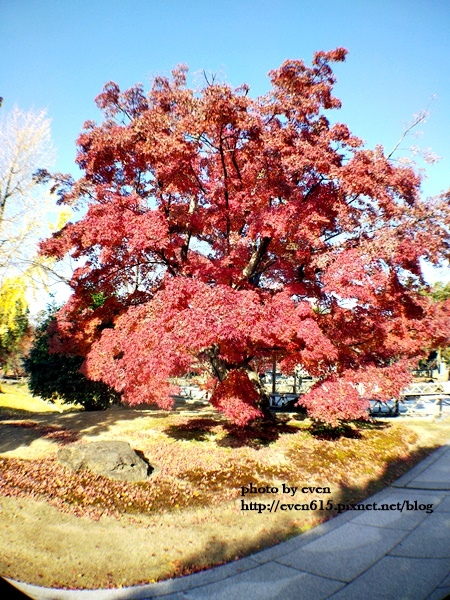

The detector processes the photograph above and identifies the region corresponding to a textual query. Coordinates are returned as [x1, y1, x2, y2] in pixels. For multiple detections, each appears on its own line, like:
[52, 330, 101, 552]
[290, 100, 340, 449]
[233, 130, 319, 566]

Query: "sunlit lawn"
[0, 381, 81, 414]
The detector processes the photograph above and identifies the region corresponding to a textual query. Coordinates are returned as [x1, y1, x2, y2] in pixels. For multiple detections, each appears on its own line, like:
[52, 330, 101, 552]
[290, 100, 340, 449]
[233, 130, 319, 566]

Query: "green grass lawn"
[0, 381, 81, 415]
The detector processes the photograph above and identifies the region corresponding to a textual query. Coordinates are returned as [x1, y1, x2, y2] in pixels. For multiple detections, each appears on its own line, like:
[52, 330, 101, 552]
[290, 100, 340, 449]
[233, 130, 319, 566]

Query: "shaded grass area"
[0, 383, 449, 589]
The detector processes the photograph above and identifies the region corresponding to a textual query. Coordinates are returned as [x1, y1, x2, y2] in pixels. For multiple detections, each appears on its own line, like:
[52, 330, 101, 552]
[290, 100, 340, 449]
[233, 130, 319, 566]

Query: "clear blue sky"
[1, 0, 450, 282]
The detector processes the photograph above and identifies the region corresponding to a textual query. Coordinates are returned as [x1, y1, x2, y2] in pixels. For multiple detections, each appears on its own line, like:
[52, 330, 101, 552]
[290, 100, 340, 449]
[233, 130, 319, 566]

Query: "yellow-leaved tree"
[0, 276, 29, 378]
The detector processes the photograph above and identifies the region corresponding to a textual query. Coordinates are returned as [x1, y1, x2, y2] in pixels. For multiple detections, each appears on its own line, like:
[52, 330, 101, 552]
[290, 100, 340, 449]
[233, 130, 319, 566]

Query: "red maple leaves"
[40, 50, 450, 426]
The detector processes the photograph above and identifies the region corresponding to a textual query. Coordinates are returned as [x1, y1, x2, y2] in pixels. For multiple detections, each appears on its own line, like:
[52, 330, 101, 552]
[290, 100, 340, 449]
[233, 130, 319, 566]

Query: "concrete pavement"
[8, 444, 450, 600]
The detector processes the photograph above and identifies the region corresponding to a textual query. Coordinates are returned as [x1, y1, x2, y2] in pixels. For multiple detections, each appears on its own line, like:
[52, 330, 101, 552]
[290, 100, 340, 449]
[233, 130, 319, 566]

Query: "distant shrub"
[24, 306, 120, 410]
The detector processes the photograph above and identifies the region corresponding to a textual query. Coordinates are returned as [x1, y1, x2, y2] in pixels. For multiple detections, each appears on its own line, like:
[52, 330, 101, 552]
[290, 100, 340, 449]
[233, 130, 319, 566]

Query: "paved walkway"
[7, 444, 450, 600]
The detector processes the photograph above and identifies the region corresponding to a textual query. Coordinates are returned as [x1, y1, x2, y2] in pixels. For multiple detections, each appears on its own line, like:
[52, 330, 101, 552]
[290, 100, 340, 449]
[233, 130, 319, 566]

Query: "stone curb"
[392, 444, 449, 488]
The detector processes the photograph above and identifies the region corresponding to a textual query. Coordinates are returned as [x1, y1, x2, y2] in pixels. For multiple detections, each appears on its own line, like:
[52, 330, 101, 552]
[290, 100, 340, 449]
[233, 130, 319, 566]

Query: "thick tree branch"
[180, 195, 197, 262]
[243, 236, 272, 281]
[205, 344, 229, 382]
[218, 127, 231, 247]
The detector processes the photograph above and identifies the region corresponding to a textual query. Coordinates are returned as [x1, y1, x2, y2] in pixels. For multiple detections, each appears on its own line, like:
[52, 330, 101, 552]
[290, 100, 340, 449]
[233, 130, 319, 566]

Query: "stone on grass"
[57, 440, 151, 482]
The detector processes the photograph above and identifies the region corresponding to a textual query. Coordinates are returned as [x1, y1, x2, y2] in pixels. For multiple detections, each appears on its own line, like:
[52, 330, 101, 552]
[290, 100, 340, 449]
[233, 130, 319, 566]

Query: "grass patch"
[0, 382, 81, 416]
[0, 384, 449, 590]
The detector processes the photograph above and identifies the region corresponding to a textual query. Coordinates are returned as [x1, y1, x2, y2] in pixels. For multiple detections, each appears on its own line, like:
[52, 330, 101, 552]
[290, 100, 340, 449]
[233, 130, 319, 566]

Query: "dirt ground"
[1, 383, 449, 590]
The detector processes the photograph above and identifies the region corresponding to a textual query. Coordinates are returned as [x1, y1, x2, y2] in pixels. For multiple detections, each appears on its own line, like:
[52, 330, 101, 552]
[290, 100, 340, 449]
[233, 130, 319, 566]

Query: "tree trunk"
[205, 346, 274, 423]
[205, 344, 229, 382]
[246, 368, 274, 422]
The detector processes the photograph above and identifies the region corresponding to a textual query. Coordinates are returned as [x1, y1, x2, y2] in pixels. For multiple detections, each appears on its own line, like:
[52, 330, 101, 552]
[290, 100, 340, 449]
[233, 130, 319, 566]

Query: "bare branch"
[387, 110, 428, 160]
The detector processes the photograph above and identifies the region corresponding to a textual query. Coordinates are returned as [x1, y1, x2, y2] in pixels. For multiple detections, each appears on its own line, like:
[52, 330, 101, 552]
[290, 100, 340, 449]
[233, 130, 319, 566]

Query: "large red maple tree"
[41, 49, 450, 426]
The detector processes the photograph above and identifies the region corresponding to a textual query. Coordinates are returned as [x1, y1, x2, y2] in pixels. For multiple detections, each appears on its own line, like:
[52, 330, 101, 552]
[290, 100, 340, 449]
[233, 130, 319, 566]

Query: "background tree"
[40, 50, 450, 426]
[0, 104, 71, 303]
[0, 276, 29, 377]
[430, 281, 450, 303]
[0, 106, 53, 271]
[24, 305, 120, 411]
[427, 282, 450, 365]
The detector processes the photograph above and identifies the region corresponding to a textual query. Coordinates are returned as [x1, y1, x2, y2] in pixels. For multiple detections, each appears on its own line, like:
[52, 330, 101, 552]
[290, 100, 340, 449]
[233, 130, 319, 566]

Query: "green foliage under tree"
[24, 306, 120, 410]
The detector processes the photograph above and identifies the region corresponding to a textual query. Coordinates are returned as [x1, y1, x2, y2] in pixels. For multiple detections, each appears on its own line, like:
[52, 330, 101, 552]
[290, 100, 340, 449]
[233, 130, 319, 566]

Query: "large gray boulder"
[57, 441, 151, 482]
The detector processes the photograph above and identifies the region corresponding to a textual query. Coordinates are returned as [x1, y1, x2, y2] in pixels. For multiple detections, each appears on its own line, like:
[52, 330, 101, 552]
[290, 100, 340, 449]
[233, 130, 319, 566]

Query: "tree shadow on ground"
[163, 418, 223, 442]
[218, 420, 302, 448]
[0, 420, 80, 453]
[306, 419, 390, 441]
[0, 406, 52, 420]
[163, 415, 302, 448]
[163, 410, 388, 448]
[132, 400, 219, 419]
[335, 442, 443, 502]
[0, 396, 222, 454]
